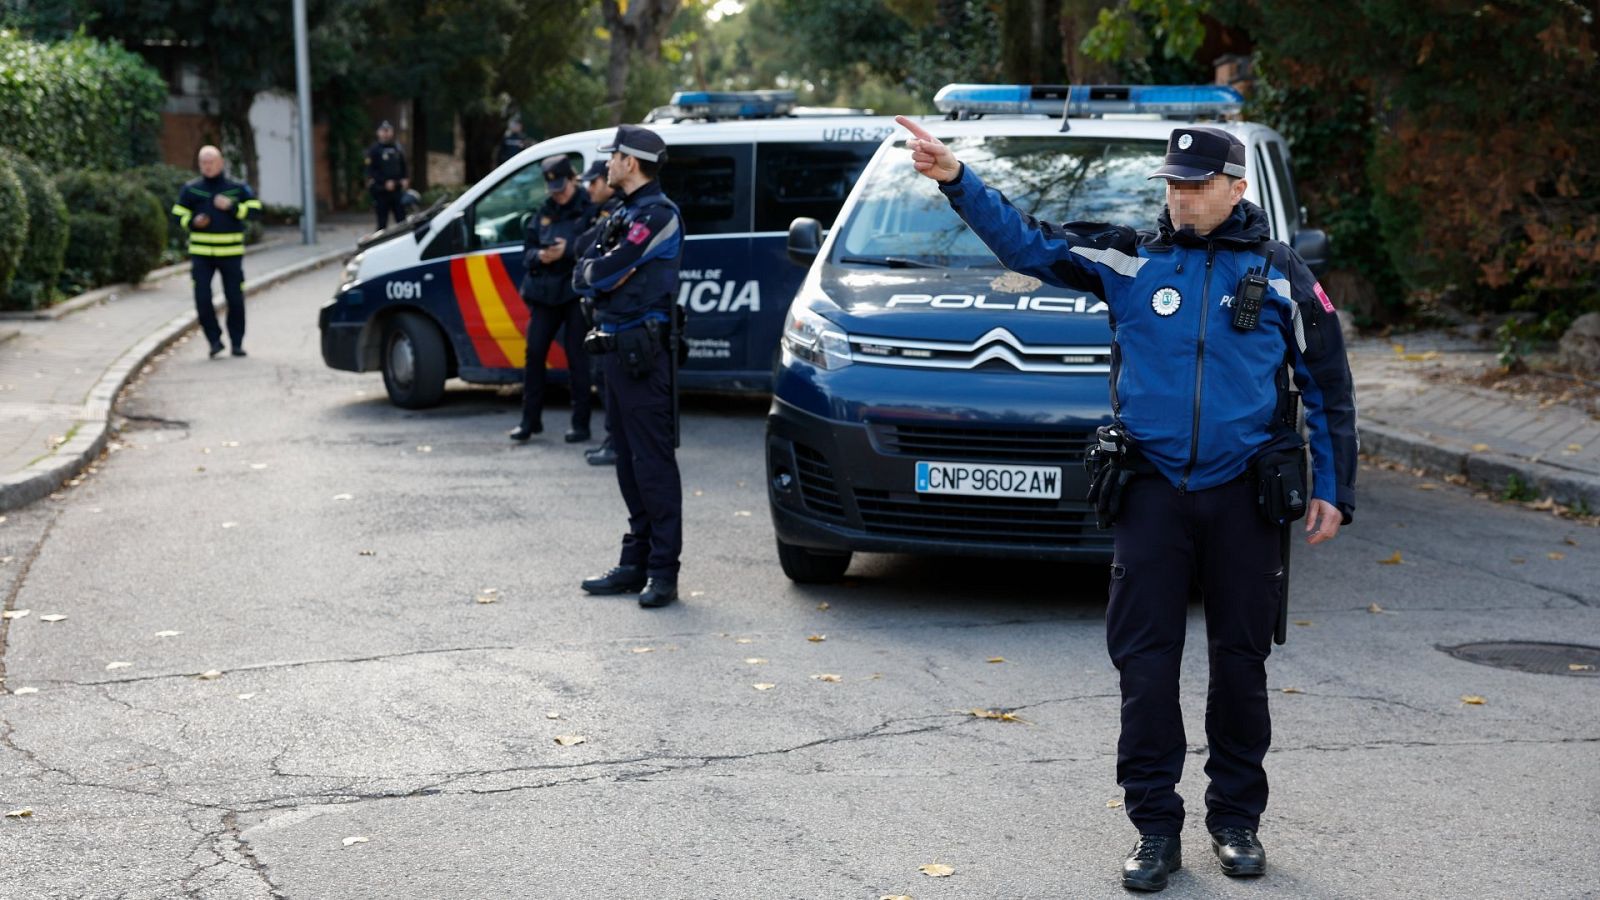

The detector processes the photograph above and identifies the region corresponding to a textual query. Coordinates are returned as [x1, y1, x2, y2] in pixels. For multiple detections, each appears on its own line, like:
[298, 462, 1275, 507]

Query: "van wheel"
[382, 312, 448, 409]
[775, 537, 852, 583]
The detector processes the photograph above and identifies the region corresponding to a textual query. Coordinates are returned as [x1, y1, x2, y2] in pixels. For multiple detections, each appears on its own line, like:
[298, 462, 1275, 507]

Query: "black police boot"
[564, 426, 591, 443]
[208, 340, 225, 359]
[638, 577, 677, 608]
[1210, 826, 1266, 877]
[231, 347, 247, 357]
[1122, 834, 1181, 891]
[580, 565, 646, 595]
[585, 438, 617, 466]
[508, 421, 542, 442]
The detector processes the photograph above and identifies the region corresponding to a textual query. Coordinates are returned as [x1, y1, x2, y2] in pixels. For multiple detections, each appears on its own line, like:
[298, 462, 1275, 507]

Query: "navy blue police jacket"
[519, 190, 593, 306]
[571, 180, 683, 330]
[940, 164, 1358, 522]
[365, 141, 407, 188]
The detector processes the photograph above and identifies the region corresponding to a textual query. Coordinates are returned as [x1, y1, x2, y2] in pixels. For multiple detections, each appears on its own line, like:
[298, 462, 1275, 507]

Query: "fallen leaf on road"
[880, 895, 913, 900]
[38, 614, 66, 623]
[332, 494, 353, 501]
[417, 445, 432, 453]
[475, 593, 498, 604]
[1564, 537, 1579, 546]
[1570, 664, 1595, 672]
[237, 693, 257, 700]
[919, 863, 954, 878]
[1281, 687, 1304, 694]
[1378, 551, 1403, 565]
[4, 807, 34, 818]
[631, 647, 654, 654]
[221, 522, 238, 529]
[735, 638, 754, 644]
[2, 609, 29, 620]
[1461, 695, 1486, 705]
[807, 634, 826, 642]
[359, 550, 376, 556]
[221, 441, 240, 448]
[734, 510, 752, 517]
[811, 673, 842, 683]
[11, 687, 38, 695]
[1416, 483, 1437, 491]
[1445, 474, 1468, 485]
[692, 489, 703, 496]
[817, 602, 830, 611]
[249, 463, 268, 470]
[752, 683, 776, 691]
[1548, 552, 1565, 561]
[154, 630, 183, 637]
[1106, 799, 1123, 808]
[963, 708, 1028, 723]
[690, 591, 705, 598]
[744, 658, 767, 665]
[987, 657, 1006, 664]
[553, 735, 587, 746]
[1367, 602, 1384, 614]
[196, 670, 223, 681]
[342, 836, 368, 847]
[1470, 443, 1490, 452]
[1294, 620, 1313, 627]
[105, 662, 132, 671]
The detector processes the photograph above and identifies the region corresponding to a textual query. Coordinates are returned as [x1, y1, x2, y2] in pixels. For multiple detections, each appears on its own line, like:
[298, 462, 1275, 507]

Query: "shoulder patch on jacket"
[626, 222, 651, 245]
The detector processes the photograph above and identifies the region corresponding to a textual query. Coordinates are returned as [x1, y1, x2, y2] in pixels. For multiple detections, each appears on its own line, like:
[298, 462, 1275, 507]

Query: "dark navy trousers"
[372, 188, 404, 230]
[193, 255, 245, 350]
[602, 342, 681, 578]
[1107, 474, 1283, 836]
[520, 299, 592, 431]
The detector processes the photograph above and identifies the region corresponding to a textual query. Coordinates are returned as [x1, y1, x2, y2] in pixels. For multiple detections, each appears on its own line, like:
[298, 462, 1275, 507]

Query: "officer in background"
[498, 116, 528, 167]
[365, 121, 409, 231]
[171, 145, 263, 358]
[511, 155, 594, 443]
[572, 125, 685, 609]
[900, 117, 1357, 891]
[574, 159, 624, 466]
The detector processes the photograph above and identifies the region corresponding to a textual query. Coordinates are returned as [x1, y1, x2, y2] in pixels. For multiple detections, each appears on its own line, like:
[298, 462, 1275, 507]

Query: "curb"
[1361, 421, 1600, 513]
[0, 244, 350, 512]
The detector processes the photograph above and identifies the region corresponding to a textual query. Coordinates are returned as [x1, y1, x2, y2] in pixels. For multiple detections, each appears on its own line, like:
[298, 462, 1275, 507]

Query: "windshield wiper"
[838, 255, 948, 269]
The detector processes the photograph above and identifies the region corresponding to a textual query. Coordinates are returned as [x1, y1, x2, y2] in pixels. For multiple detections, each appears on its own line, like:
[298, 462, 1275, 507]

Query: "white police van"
[321, 91, 901, 407]
[766, 84, 1329, 581]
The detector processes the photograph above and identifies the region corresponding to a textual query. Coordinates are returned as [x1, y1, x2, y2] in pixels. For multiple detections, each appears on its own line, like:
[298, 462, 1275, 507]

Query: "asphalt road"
[1, 266, 1597, 899]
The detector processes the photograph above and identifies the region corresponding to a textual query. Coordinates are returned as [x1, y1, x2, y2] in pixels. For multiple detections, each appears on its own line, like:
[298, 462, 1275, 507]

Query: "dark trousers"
[520, 300, 592, 430]
[192, 255, 245, 350]
[372, 188, 404, 230]
[1106, 474, 1282, 836]
[602, 344, 681, 578]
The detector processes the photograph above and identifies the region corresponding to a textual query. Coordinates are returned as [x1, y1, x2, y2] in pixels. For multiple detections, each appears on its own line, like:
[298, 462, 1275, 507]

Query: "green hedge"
[0, 154, 26, 303]
[130, 163, 197, 255]
[0, 149, 68, 309]
[0, 31, 166, 171]
[54, 171, 167, 288]
[62, 212, 116, 289]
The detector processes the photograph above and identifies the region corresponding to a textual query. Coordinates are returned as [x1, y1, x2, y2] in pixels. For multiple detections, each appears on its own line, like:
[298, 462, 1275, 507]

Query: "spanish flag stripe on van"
[463, 255, 526, 368]
[449, 257, 512, 369]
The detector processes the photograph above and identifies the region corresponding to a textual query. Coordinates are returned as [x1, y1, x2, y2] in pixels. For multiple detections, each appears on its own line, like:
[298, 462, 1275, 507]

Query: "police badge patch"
[1151, 287, 1182, 317]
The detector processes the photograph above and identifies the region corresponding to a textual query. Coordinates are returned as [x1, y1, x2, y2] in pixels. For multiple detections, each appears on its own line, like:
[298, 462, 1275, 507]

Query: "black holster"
[1251, 444, 1308, 526]
[1084, 424, 1154, 529]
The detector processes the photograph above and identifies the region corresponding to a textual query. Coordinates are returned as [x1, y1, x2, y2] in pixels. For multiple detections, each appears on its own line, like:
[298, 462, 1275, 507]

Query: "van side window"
[754, 142, 878, 232]
[469, 152, 585, 251]
[421, 214, 468, 260]
[658, 144, 751, 235]
[1266, 142, 1300, 232]
[1254, 146, 1282, 242]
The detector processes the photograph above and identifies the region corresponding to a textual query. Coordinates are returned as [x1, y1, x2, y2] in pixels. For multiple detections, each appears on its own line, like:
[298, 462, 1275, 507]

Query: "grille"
[873, 423, 1093, 466]
[854, 489, 1108, 547]
[1438, 641, 1600, 677]
[793, 444, 845, 520]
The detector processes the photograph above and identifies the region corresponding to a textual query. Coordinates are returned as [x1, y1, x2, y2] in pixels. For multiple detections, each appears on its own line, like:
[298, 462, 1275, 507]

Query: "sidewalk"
[0, 223, 365, 510]
[1350, 332, 1600, 511]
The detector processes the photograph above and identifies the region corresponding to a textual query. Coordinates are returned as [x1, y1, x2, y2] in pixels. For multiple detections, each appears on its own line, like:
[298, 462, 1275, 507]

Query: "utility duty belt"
[1084, 425, 1308, 530]
[584, 318, 666, 378]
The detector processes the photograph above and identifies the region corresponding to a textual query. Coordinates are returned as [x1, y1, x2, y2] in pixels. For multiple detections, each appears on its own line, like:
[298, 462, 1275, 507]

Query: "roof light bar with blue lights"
[932, 84, 1244, 119]
[663, 90, 797, 120]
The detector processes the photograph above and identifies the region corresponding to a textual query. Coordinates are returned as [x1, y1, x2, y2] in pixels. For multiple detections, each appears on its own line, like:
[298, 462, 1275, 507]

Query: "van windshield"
[834, 136, 1168, 268]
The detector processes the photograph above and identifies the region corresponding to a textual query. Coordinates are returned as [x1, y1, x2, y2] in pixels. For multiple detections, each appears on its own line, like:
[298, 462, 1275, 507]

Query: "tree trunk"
[601, 0, 683, 125]
[461, 112, 501, 183]
[412, 96, 430, 191]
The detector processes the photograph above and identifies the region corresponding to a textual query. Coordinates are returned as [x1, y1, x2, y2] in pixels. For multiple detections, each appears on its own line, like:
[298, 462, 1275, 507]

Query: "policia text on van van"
[901, 116, 1357, 891]
[172, 145, 264, 359]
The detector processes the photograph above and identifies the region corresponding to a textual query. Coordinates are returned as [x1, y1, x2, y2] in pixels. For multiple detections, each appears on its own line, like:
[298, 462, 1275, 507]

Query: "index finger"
[895, 115, 935, 143]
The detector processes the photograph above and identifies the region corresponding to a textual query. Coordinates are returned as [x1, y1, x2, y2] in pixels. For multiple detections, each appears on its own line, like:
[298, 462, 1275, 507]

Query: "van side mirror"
[1291, 228, 1330, 278]
[787, 217, 822, 267]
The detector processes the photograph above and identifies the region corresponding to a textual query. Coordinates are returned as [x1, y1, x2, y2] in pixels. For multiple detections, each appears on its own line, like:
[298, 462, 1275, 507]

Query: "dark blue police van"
[766, 85, 1328, 581]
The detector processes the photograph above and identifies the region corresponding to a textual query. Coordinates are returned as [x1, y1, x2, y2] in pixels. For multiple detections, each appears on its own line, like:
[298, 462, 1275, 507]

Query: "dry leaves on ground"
[332, 494, 353, 501]
[817, 602, 830, 611]
[105, 662, 132, 671]
[880, 895, 913, 900]
[1570, 664, 1595, 672]
[4, 807, 34, 818]
[962, 708, 1028, 723]
[807, 634, 826, 643]
[11, 687, 38, 695]
[38, 614, 66, 623]
[1548, 552, 1565, 561]
[752, 683, 776, 691]
[196, 670, 223, 681]
[342, 836, 368, 847]
[1379, 551, 1403, 565]
[987, 657, 1006, 664]
[2, 609, 29, 620]
[1281, 687, 1304, 694]
[1367, 602, 1385, 614]
[1106, 799, 1123, 808]
[553, 735, 587, 747]
[545, 711, 561, 719]
[154, 630, 182, 637]
[919, 863, 955, 878]
[811, 674, 842, 683]
[631, 647, 654, 654]
[1461, 695, 1487, 705]
[237, 693, 257, 700]
[744, 658, 767, 665]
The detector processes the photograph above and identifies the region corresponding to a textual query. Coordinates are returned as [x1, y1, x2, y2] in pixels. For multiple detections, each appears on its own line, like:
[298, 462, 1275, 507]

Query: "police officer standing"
[572, 125, 685, 609]
[498, 116, 528, 166]
[900, 116, 1358, 891]
[171, 145, 263, 358]
[511, 155, 594, 443]
[365, 121, 409, 231]
[574, 159, 624, 466]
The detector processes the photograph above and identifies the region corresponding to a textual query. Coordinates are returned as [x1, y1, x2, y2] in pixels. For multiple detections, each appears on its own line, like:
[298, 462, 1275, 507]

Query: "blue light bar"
[933, 84, 1244, 119]
[665, 90, 796, 119]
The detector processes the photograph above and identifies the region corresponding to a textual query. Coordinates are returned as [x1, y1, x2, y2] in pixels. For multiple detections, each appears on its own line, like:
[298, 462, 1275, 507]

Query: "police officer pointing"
[900, 116, 1358, 891]
[365, 121, 409, 231]
[573, 125, 686, 609]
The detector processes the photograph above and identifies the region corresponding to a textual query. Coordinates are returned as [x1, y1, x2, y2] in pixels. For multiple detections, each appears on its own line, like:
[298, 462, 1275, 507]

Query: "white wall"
[249, 92, 304, 208]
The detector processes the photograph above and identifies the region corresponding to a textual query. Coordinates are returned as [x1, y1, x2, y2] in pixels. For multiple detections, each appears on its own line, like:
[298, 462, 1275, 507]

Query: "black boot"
[208, 340, 225, 359]
[564, 426, 592, 443]
[1210, 827, 1265, 877]
[585, 438, 617, 466]
[1122, 834, 1181, 891]
[580, 565, 646, 595]
[508, 421, 542, 442]
[638, 577, 677, 608]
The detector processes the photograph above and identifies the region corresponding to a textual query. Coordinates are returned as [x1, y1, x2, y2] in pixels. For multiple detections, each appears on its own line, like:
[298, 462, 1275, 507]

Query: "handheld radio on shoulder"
[1232, 248, 1275, 332]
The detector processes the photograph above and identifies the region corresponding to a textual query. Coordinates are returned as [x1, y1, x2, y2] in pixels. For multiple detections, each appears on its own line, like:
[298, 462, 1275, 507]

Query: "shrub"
[129, 163, 197, 252]
[0, 149, 68, 309]
[0, 31, 166, 170]
[0, 154, 27, 303]
[54, 170, 168, 287]
[61, 211, 117, 289]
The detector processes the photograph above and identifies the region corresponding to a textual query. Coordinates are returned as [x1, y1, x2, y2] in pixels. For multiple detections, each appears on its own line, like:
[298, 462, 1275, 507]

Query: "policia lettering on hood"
[899, 115, 1358, 891]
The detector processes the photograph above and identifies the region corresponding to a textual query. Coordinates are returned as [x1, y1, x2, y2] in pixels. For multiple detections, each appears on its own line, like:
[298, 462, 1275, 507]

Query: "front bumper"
[766, 396, 1113, 562]
[319, 299, 365, 372]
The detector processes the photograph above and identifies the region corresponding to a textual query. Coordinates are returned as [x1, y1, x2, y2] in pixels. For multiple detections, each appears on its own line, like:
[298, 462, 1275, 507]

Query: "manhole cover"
[1438, 641, 1600, 677]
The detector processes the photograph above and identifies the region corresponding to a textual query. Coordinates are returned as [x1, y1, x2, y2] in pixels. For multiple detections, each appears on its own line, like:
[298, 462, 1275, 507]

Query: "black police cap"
[1148, 126, 1246, 182]
[541, 154, 576, 191]
[597, 124, 667, 163]
[581, 159, 608, 183]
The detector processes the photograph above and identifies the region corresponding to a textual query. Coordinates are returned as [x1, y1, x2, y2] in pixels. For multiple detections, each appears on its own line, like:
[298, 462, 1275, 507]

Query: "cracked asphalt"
[1, 266, 1597, 899]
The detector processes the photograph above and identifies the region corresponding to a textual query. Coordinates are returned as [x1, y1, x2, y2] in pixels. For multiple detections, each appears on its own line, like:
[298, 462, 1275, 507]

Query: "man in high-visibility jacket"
[172, 145, 263, 358]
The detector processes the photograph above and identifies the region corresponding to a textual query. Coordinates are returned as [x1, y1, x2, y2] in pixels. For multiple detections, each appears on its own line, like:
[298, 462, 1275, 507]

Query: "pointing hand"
[895, 115, 961, 184]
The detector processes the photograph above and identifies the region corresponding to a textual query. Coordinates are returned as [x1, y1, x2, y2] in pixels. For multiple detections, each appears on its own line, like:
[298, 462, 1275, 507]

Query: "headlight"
[781, 292, 852, 370]
[341, 252, 365, 287]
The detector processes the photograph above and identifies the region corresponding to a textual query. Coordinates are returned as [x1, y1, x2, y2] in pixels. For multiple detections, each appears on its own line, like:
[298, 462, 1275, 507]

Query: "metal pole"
[292, 0, 316, 244]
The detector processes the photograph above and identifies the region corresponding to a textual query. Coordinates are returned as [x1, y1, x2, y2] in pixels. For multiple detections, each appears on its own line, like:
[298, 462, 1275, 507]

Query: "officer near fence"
[572, 125, 685, 609]
[899, 116, 1357, 891]
[172, 145, 263, 358]
[510, 155, 594, 443]
[365, 121, 409, 231]
[574, 158, 624, 466]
